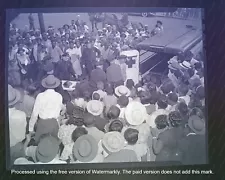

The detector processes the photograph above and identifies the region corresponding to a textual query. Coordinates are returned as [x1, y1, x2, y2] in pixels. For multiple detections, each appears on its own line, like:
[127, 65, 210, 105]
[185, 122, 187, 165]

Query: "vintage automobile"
[136, 24, 203, 78]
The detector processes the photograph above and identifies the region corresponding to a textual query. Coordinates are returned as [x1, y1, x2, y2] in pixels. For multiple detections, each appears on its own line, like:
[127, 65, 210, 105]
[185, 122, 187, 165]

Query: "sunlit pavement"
[12, 13, 202, 33]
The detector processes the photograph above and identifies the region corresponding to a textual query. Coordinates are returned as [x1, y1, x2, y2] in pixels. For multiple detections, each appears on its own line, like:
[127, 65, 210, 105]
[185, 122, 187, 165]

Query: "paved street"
[11, 12, 202, 33]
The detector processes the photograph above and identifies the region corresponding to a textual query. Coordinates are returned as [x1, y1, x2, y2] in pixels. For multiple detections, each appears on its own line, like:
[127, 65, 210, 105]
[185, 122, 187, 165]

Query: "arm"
[29, 94, 41, 132]
[94, 47, 101, 58]
[152, 138, 163, 155]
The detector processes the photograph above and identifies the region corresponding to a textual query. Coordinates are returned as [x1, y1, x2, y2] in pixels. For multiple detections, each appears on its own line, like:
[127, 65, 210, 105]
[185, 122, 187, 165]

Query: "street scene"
[7, 8, 206, 166]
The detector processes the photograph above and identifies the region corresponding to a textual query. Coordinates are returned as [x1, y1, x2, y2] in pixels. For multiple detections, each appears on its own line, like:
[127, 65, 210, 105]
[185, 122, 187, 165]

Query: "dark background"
[0, 0, 224, 179]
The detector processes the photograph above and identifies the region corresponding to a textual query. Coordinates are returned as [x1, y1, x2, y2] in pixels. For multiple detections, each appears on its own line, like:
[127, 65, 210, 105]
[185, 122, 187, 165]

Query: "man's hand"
[150, 127, 158, 138]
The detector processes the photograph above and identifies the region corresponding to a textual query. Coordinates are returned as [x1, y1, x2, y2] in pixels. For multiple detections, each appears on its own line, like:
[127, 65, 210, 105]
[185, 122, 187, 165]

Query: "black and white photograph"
[7, 8, 206, 166]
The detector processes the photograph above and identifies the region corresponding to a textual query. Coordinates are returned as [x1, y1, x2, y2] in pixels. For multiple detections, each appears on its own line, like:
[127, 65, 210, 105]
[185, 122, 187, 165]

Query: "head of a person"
[42, 33, 48, 40]
[64, 24, 69, 30]
[161, 81, 175, 95]
[71, 20, 75, 25]
[62, 53, 70, 61]
[107, 105, 121, 119]
[185, 50, 194, 62]
[194, 62, 202, 71]
[168, 111, 183, 127]
[108, 119, 124, 133]
[177, 102, 189, 116]
[149, 91, 159, 104]
[157, 94, 168, 109]
[155, 114, 169, 130]
[97, 81, 104, 90]
[105, 84, 114, 95]
[69, 41, 74, 49]
[92, 92, 101, 100]
[71, 127, 88, 142]
[65, 33, 70, 39]
[178, 83, 189, 96]
[167, 92, 178, 106]
[75, 40, 81, 48]
[124, 128, 139, 145]
[126, 79, 135, 89]
[196, 86, 205, 100]
[51, 40, 56, 47]
[18, 48, 25, 56]
[187, 68, 195, 78]
[156, 20, 163, 27]
[117, 95, 129, 108]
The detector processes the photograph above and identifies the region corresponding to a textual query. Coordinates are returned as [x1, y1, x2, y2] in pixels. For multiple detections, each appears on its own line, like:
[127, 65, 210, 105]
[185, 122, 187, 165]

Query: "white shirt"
[9, 108, 27, 147]
[29, 89, 63, 132]
[124, 143, 148, 161]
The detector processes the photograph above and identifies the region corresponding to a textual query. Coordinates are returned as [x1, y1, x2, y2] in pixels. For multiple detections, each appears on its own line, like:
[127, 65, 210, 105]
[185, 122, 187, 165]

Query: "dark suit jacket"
[55, 60, 75, 80]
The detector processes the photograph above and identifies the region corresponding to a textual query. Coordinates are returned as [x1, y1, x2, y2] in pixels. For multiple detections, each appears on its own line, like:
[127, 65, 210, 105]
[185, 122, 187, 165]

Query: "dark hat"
[196, 86, 205, 100]
[41, 75, 60, 89]
[43, 62, 54, 72]
[167, 92, 178, 106]
[124, 128, 139, 145]
[36, 135, 61, 163]
[126, 79, 135, 89]
[71, 127, 88, 142]
[107, 105, 121, 119]
[83, 113, 95, 127]
[161, 81, 175, 95]
[73, 134, 98, 162]
[157, 20, 163, 25]
[94, 116, 109, 132]
[105, 84, 114, 95]
[108, 119, 124, 133]
[177, 102, 189, 116]
[117, 95, 129, 107]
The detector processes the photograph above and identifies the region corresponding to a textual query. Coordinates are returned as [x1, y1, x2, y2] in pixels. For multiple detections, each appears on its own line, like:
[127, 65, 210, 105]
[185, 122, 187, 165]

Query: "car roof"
[137, 26, 202, 55]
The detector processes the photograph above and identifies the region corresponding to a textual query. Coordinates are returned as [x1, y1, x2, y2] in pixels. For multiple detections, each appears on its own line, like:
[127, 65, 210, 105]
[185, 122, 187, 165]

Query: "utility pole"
[38, 13, 46, 33]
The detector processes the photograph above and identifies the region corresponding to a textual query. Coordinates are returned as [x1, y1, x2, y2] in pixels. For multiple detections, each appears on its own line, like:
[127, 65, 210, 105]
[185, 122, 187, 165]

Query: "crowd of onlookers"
[8, 14, 206, 165]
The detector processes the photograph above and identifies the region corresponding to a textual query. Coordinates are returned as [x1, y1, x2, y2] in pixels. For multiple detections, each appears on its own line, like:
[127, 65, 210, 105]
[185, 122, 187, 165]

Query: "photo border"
[5, 7, 208, 171]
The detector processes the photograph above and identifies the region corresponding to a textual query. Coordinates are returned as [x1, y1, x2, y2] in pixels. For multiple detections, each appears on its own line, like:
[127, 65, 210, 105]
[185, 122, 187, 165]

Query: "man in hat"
[8, 85, 27, 148]
[29, 75, 65, 144]
[42, 33, 52, 50]
[25, 134, 66, 164]
[49, 40, 63, 64]
[81, 39, 101, 78]
[55, 53, 76, 81]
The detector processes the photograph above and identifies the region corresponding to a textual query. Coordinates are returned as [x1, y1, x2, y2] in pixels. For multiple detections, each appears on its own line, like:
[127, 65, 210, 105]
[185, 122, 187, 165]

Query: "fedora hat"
[86, 100, 104, 116]
[146, 109, 169, 128]
[188, 115, 205, 135]
[8, 85, 21, 106]
[36, 135, 61, 163]
[180, 61, 191, 70]
[41, 75, 60, 89]
[102, 132, 126, 154]
[115, 85, 131, 97]
[73, 135, 98, 162]
[125, 101, 147, 126]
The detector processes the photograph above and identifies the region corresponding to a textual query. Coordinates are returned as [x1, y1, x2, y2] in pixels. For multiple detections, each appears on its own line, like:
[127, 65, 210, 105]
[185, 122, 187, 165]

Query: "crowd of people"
[8, 13, 206, 165]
